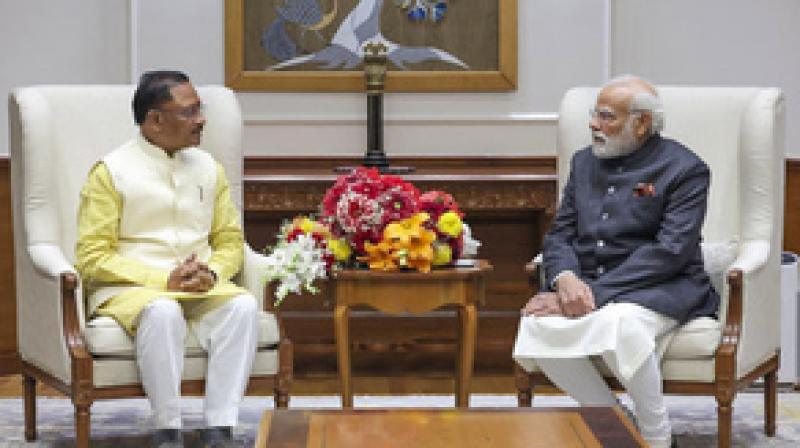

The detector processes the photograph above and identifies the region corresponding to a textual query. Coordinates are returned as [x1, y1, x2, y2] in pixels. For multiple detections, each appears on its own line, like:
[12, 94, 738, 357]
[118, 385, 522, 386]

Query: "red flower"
[286, 228, 305, 242]
[419, 190, 463, 222]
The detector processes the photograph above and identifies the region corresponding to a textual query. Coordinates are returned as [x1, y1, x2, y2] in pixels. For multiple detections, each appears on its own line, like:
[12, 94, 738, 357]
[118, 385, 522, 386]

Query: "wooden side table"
[332, 259, 492, 408]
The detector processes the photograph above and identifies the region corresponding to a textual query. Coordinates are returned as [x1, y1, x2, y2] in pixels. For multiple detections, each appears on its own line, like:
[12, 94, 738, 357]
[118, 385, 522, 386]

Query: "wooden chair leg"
[715, 394, 733, 448]
[275, 338, 293, 408]
[75, 403, 91, 448]
[514, 364, 532, 407]
[764, 369, 777, 436]
[23, 374, 36, 442]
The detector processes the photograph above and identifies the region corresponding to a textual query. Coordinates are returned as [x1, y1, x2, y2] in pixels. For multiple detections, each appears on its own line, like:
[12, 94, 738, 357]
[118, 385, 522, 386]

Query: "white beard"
[592, 119, 640, 159]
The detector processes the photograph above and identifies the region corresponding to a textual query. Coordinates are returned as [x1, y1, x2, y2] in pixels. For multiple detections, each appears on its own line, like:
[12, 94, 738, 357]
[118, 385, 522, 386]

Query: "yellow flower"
[432, 243, 452, 266]
[299, 217, 315, 234]
[384, 212, 431, 244]
[360, 241, 398, 271]
[328, 238, 352, 262]
[381, 213, 436, 273]
[437, 211, 463, 237]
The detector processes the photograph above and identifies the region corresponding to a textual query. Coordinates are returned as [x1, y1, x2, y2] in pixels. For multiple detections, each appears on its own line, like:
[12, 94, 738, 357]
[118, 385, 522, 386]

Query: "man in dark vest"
[513, 75, 719, 448]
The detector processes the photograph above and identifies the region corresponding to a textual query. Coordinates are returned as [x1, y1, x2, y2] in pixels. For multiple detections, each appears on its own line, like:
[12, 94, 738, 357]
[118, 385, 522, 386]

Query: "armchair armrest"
[240, 244, 291, 358]
[240, 243, 288, 331]
[17, 244, 89, 384]
[721, 239, 779, 379]
[28, 243, 78, 277]
[240, 243, 270, 310]
[525, 253, 546, 291]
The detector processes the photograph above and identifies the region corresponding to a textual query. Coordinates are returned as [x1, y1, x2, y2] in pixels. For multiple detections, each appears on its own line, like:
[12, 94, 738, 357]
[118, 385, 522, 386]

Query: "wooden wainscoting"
[785, 160, 800, 255]
[0, 158, 18, 376]
[244, 156, 557, 393]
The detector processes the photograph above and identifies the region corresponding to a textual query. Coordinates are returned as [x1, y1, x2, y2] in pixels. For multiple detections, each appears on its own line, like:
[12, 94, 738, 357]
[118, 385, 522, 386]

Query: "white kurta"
[512, 302, 676, 381]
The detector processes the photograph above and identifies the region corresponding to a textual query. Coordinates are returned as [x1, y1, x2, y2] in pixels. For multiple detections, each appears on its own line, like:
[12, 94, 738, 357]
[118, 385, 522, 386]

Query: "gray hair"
[603, 75, 665, 135]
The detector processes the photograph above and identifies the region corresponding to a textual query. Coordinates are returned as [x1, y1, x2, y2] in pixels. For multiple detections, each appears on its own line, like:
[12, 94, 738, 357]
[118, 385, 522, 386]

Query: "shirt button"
[607, 186, 615, 194]
[597, 266, 605, 274]
[601, 212, 609, 220]
[597, 240, 605, 247]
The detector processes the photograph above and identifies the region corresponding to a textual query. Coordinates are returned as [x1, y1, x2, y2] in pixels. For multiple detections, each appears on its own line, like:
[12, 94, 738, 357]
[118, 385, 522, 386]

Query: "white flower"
[264, 234, 328, 305]
[461, 223, 481, 258]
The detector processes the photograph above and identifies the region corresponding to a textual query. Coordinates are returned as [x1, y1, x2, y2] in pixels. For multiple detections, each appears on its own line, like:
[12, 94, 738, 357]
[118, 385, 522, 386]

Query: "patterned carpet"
[0, 392, 798, 447]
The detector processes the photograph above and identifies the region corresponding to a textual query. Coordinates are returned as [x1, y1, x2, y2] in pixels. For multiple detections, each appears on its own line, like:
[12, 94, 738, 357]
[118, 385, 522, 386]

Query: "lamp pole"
[336, 41, 413, 174]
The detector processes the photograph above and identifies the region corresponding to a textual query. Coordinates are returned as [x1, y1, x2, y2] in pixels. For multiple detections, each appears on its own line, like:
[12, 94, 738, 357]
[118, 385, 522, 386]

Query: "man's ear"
[635, 112, 653, 140]
[147, 109, 161, 125]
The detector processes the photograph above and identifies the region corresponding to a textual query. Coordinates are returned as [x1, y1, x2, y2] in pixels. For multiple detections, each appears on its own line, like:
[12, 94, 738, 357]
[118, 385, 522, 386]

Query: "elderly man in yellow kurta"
[76, 71, 257, 448]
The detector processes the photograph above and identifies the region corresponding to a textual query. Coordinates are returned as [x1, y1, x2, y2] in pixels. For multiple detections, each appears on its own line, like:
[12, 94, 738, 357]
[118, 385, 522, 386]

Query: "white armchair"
[515, 86, 784, 448]
[8, 85, 292, 447]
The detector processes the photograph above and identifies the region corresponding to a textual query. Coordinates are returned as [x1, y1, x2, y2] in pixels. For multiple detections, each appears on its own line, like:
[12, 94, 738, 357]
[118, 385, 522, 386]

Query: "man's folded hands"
[167, 253, 216, 293]
[521, 292, 562, 317]
[521, 272, 596, 318]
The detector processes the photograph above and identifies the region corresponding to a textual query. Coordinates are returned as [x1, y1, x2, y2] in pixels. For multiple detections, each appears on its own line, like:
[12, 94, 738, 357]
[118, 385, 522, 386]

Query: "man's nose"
[589, 117, 600, 131]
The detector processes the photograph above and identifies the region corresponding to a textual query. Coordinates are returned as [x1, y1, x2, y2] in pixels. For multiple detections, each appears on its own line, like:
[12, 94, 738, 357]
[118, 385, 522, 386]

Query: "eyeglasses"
[589, 108, 619, 124]
[589, 107, 643, 124]
[160, 103, 204, 119]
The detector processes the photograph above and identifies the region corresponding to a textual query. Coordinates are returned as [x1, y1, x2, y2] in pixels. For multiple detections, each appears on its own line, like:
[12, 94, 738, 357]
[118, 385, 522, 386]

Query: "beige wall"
[0, 0, 129, 153]
[1, 0, 796, 156]
[612, 0, 799, 155]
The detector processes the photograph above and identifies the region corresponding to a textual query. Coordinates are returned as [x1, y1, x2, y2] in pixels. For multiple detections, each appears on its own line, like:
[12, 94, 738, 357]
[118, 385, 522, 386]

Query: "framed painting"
[225, 0, 517, 92]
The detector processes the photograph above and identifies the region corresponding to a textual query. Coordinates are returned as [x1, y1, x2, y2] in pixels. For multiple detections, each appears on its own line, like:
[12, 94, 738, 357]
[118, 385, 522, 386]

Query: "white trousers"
[135, 295, 259, 429]
[524, 304, 677, 443]
[536, 352, 672, 443]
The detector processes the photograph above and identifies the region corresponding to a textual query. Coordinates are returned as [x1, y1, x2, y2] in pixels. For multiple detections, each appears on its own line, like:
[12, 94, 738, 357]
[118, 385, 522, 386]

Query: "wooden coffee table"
[256, 407, 646, 447]
[332, 260, 492, 408]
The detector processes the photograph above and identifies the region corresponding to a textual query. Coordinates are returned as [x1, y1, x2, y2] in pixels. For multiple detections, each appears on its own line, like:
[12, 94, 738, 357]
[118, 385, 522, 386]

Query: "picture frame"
[224, 0, 517, 92]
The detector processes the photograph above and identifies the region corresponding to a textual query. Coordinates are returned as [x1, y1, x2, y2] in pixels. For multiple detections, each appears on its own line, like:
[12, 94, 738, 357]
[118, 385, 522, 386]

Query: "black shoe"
[152, 428, 183, 448]
[202, 426, 238, 448]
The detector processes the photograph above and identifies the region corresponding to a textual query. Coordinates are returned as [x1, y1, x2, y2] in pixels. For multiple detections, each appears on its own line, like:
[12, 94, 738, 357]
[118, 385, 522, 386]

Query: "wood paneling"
[0, 158, 16, 375]
[785, 160, 800, 255]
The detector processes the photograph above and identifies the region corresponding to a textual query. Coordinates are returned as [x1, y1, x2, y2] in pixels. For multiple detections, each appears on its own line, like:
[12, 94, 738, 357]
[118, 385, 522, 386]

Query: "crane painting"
[261, 0, 469, 71]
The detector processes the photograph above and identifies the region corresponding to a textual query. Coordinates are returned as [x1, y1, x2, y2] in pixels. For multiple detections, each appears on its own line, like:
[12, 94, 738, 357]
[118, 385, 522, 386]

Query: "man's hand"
[167, 254, 216, 293]
[521, 292, 563, 317]
[554, 271, 595, 318]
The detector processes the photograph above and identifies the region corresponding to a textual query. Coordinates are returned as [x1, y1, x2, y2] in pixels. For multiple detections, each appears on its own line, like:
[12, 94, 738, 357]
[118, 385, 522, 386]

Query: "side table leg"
[457, 303, 477, 408]
[334, 304, 352, 408]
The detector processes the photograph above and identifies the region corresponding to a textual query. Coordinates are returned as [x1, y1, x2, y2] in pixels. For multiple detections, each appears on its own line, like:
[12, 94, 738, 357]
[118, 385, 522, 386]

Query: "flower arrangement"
[264, 167, 481, 303]
[262, 216, 332, 304]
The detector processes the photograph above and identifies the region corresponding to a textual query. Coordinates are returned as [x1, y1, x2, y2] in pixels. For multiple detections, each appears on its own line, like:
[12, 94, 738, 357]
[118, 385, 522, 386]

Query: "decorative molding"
[243, 175, 558, 216]
[243, 113, 559, 127]
[243, 155, 558, 176]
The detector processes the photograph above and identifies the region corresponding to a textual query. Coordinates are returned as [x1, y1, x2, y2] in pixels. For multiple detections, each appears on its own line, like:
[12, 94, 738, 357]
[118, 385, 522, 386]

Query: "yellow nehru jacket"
[76, 134, 247, 334]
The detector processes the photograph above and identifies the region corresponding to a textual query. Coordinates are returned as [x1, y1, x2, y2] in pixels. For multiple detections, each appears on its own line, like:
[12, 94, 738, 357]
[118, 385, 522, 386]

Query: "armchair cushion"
[661, 316, 721, 360]
[85, 311, 280, 357]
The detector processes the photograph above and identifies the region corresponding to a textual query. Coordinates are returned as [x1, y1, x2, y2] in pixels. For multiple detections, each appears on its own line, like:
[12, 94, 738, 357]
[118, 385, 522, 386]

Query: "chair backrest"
[8, 85, 244, 263]
[557, 86, 785, 328]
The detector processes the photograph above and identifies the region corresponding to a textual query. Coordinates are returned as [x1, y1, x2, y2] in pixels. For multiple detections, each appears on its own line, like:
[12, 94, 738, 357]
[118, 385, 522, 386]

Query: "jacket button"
[607, 186, 615, 194]
[597, 240, 605, 247]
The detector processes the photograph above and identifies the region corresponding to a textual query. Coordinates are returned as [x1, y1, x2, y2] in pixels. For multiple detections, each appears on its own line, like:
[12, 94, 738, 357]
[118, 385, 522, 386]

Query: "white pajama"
[135, 294, 259, 429]
[513, 302, 677, 442]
